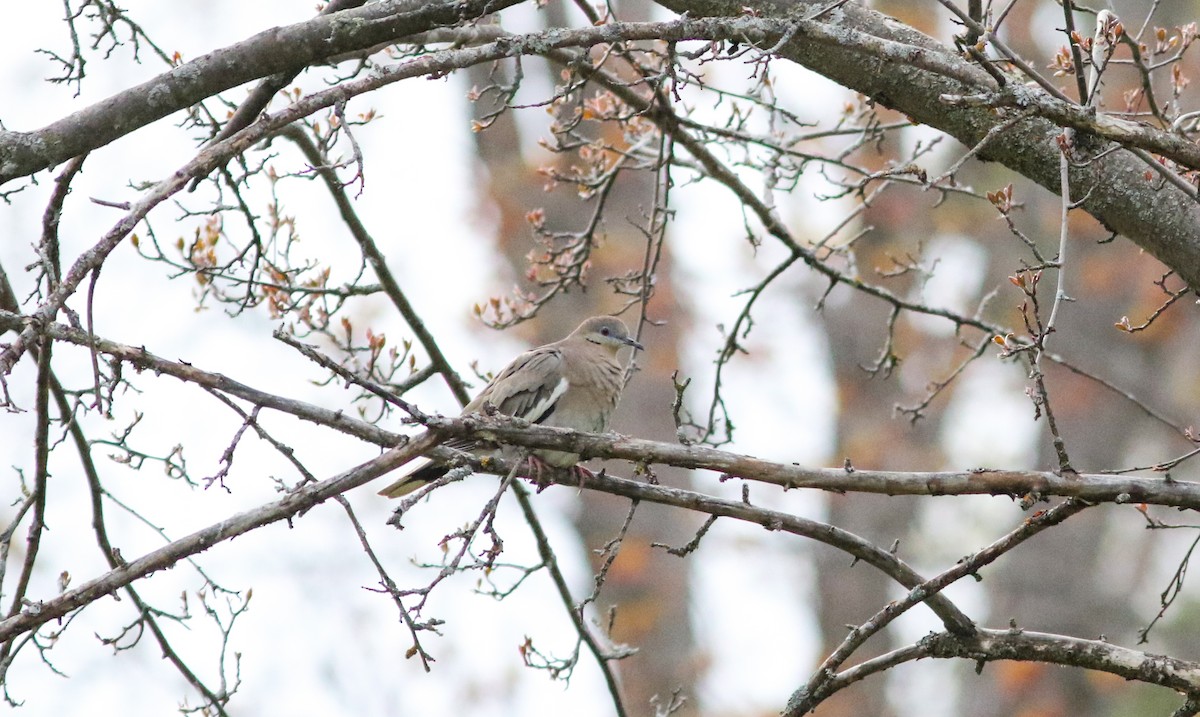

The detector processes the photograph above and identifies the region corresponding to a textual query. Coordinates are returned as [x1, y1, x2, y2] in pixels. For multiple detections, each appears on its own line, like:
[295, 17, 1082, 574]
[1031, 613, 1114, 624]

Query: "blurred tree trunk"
[462, 1, 699, 711]
[812, 183, 952, 717]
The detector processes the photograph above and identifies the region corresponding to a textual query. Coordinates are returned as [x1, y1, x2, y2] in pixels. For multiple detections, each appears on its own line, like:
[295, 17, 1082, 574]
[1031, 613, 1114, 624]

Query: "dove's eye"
[600, 327, 611, 336]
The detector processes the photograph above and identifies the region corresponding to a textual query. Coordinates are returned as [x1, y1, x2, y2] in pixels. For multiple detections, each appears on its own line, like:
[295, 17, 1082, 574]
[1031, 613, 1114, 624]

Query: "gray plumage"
[378, 316, 642, 498]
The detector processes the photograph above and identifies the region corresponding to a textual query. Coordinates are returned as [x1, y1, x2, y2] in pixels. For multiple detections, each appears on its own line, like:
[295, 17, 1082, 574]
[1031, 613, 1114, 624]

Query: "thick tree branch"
[0, 428, 974, 646]
[924, 627, 1200, 694]
[801, 626, 1200, 707]
[209, 0, 370, 146]
[0, 314, 1193, 511]
[652, 0, 1200, 287]
[12, 12, 1199, 383]
[0, 0, 524, 186]
[418, 415, 1200, 511]
[940, 87, 1200, 178]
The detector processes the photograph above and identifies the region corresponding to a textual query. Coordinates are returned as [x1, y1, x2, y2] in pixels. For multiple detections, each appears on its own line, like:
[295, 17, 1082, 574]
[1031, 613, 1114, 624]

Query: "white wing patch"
[379, 372, 568, 498]
[525, 376, 569, 424]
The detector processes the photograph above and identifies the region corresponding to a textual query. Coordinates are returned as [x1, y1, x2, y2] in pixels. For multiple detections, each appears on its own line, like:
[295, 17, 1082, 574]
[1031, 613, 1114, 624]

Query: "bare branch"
[0, 432, 441, 646]
[0, 0, 526, 185]
[419, 416, 1200, 511]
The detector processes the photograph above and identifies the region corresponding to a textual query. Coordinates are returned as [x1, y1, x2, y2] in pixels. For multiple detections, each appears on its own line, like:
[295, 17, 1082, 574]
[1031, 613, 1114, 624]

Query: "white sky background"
[0, 2, 1103, 716]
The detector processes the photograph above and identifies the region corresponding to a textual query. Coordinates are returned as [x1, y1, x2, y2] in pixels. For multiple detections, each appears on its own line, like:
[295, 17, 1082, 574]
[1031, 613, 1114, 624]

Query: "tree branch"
[0, 432, 442, 646]
[0, 310, 400, 446]
[419, 415, 1200, 511]
[0, 0, 525, 185]
[923, 627, 1200, 693]
[651, 0, 1200, 288]
[0, 316, 1194, 511]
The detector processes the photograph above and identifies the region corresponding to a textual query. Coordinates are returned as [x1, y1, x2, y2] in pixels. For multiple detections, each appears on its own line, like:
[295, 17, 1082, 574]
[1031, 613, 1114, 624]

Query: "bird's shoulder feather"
[465, 347, 568, 424]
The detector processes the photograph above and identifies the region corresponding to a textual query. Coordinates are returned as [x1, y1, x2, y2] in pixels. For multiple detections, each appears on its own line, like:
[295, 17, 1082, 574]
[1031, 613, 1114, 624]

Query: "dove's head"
[575, 316, 643, 353]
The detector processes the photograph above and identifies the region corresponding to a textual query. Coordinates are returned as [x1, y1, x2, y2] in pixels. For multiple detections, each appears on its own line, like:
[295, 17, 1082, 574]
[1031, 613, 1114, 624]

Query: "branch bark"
[797, 627, 1200, 710]
[0, 0, 523, 186]
[0, 427, 978, 646]
[419, 415, 1200, 510]
[0, 432, 441, 646]
[923, 627, 1200, 694]
[651, 0, 1200, 287]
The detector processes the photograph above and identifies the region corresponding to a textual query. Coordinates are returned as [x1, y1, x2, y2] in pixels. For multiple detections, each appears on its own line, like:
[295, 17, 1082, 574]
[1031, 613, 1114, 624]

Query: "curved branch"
[0, 310, 400, 446]
[534, 471, 978, 633]
[0, 432, 442, 646]
[786, 498, 1090, 715]
[925, 627, 1200, 693]
[0, 0, 524, 185]
[800, 626, 1200, 707]
[652, 0, 1200, 288]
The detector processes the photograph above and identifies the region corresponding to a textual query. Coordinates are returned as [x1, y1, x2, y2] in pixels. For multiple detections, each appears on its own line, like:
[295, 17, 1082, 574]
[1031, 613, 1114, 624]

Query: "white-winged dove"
[378, 316, 643, 498]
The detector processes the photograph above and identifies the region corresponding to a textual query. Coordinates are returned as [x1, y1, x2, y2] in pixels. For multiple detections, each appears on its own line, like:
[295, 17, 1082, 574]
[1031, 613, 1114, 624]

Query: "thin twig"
[512, 485, 631, 717]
